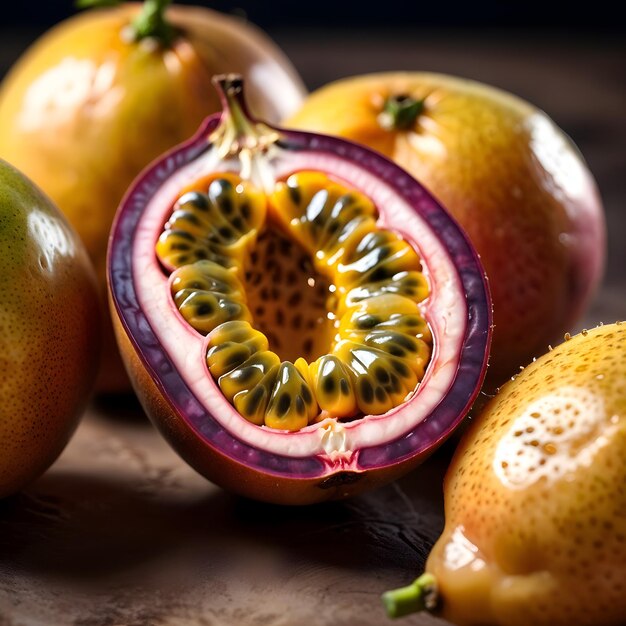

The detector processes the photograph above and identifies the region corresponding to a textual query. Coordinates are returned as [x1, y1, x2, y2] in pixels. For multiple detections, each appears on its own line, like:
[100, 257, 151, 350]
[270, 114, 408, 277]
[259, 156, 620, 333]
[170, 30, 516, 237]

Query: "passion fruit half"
[109, 75, 492, 504]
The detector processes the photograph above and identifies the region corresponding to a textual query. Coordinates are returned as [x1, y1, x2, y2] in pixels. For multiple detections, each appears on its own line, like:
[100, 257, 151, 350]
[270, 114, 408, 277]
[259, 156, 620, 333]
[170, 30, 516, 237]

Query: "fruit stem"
[381, 573, 439, 618]
[132, 0, 176, 44]
[76, 0, 177, 45]
[209, 74, 280, 168]
[378, 94, 424, 131]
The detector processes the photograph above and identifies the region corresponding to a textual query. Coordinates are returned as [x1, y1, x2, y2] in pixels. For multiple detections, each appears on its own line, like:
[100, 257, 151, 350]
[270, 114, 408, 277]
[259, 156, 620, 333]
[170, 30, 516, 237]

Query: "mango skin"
[287, 73, 605, 388]
[0, 3, 305, 392]
[0, 159, 99, 498]
[426, 323, 626, 626]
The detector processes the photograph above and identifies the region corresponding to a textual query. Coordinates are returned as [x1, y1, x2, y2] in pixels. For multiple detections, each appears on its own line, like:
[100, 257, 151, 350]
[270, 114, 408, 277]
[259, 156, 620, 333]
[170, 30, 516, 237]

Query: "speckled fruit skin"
[0, 159, 100, 499]
[0, 3, 306, 392]
[426, 323, 626, 626]
[287, 73, 606, 388]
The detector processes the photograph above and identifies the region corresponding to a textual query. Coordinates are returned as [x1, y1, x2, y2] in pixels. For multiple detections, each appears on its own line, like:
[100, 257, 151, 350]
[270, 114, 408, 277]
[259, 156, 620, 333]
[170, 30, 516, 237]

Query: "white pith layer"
[133, 149, 466, 459]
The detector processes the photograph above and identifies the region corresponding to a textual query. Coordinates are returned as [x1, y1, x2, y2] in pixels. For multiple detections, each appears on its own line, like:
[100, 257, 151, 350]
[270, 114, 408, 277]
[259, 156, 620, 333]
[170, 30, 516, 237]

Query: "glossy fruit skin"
[426, 324, 625, 626]
[287, 72, 605, 388]
[0, 159, 99, 498]
[0, 3, 306, 392]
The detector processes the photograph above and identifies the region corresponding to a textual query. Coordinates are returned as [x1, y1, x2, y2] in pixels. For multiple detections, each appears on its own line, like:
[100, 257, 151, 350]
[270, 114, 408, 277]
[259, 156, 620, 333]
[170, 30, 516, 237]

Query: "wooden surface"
[1, 28, 624, 626]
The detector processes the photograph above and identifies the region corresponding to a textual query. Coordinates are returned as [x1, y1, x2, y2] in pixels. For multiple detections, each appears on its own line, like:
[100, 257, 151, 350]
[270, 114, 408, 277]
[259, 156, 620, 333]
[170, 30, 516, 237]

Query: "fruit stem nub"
[132, 0, 176, 44]
[76, 0, 177, 45]
[209, 75, 280, 177]
[379, 94, 424, 131]
[381, 573, 439, 618]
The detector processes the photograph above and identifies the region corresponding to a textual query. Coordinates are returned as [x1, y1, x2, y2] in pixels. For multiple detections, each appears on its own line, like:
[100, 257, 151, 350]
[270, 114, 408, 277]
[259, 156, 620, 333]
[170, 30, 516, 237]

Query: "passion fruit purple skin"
[108, 97, 492, 505]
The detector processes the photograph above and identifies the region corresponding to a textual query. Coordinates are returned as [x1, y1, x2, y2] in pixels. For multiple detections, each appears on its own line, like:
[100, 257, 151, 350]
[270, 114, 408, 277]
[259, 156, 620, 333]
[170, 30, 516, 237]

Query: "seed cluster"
[156, 171, 432, 431]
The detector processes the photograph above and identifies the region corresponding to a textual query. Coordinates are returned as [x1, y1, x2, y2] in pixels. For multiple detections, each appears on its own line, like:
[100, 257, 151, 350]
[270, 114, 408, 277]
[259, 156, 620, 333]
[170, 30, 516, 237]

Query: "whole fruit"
[287, 72, 605, 387]
[0, 159, 99, 498]
[383, 323, 626, 625]
[0, 0, 306, 392]
[108, 75, 491, 505]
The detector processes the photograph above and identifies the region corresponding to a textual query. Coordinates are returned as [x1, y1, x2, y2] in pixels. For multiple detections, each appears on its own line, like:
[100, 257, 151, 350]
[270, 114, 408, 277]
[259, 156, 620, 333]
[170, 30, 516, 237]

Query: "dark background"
[1, 0, 624, 30]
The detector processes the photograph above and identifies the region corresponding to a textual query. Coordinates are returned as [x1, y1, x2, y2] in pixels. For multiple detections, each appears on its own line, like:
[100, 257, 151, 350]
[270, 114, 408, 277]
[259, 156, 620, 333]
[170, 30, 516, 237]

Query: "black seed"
[276, 309, 284, 325]
[288, 292, 301, 307]
[295, 395, 305, 415]
[303, 338, 313, 355]
[375, 386, 387, 403]
[189, 282, 204, 289]
[245, 386, 265, 415]
[176, 255, 189, 264]
[340, 379, 350, 396]
[266, 241, 276, 256]
[322, 376, 335, 395]
[277, 393, 291, 417]
[179, 191, 208, 210]
[392, 361, 410, 377]
[196, 302, 214, 316]
[195, 249, 208, 260]
[260, 288, 270, 299]
[356, 315, 379, 330]
[232, 217, 244, 231]
[288, 184, 301, 205]
[286, 270, 298, 285]
[369, 266, 390, 282]
[219, 197, 233, 214]
[404, 277, 419, 287]
[255, 306, 265, 316]
[219, 226, 233, 239]
[301, 384, 313, 404]
[389, 346, 405, 357]
[292, 315, 302, 330]
[211, 179, 233, 196]
[271, 288, 280, 299]
[396, 335, 417, 351]
[225, 349, 248, 368]
[240, 203, 251, 220]
[406, 317, 419, 327]
[233, 366, 255, 383]
[180, 212, 201, 226]
[375, 368, 390, 384]
[172, 230, 195, 242]
[359, 378, 374, 404]
[170, 243, 191, 251]
[377, 246, 392, 261]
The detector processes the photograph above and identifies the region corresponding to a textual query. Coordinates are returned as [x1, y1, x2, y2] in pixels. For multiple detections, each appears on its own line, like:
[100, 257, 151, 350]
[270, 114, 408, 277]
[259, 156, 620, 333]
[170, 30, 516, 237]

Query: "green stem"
[378, 94, 425, 132]
[75, 0, 177, 45]
[132, 0, 176, 44]
[381, 573, 439, 619]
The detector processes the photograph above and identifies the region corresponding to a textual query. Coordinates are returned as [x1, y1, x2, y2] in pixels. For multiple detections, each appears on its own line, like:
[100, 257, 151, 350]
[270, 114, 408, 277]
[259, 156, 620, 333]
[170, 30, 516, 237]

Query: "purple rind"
[108, 118, 492, 480]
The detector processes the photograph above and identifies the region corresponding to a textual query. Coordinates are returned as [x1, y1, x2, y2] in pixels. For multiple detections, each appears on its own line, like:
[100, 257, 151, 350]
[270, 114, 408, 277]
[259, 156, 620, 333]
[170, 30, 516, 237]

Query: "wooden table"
[1, 28, 624, 626]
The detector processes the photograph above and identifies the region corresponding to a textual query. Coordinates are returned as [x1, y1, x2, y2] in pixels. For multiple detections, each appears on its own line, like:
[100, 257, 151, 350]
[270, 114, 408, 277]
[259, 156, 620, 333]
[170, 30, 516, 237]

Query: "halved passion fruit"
[108, 75, 492, 504]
